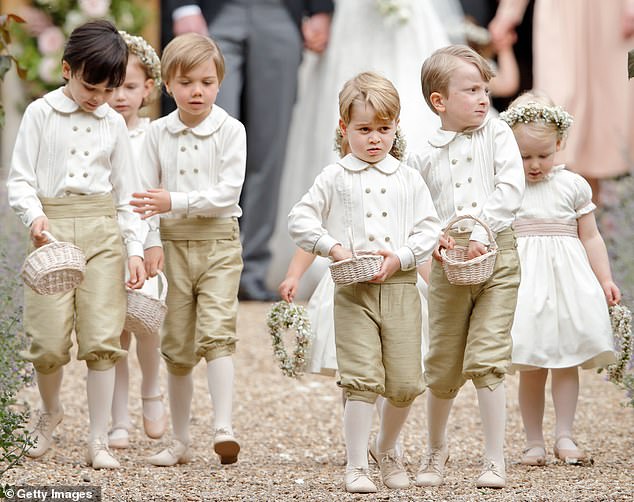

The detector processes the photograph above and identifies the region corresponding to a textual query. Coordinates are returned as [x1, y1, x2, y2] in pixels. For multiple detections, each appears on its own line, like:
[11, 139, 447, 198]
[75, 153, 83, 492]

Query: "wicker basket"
[440, 215, 498, 285]
[329, 233, 383, 286]
[124, 271, 168, 336]
[21, 231, 87, 295]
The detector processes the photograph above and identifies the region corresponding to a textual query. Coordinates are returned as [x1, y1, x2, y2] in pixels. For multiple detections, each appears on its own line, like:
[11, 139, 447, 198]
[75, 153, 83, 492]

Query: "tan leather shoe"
[214, 428, 240, 465]
[475, 459, 506, 488]
[142, 395, 168, 440]
[554, 436, 590, 465]
[415, 445, 449, 487]
[521, 442, 546, 466]
[26, 408, 64, 458]
[369, 443, 410, 489]
[148, 439, 192, 466]
[85, 436, 120, 469]
[344, 467, 377, 493]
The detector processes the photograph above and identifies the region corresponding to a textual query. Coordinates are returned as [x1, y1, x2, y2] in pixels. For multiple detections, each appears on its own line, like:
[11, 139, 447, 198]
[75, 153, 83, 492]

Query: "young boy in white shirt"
[408, 44, 525, 489]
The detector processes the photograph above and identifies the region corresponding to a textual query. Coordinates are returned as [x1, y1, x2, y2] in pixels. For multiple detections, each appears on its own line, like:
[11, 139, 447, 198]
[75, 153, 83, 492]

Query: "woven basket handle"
[442, 214, 498, 250]
[347, 227, 358, 260]
[41, 230, 56, 243]
[155, 270, 169, 302]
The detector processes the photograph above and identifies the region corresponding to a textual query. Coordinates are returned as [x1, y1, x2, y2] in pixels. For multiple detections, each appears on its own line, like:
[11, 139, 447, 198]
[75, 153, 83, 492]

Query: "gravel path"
[3, 301, 634, 501]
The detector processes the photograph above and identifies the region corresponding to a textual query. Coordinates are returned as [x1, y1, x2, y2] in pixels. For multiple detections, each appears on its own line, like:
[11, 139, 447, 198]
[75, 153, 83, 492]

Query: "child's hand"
[131, 189, 171, 219]
[329, 244, 353, 262]
[144, 246, 164, 277]
[127, 256, 146, 289]
[29, 216, 50, 248]
[433, 234, 454, 262]
[369, 250, 400, 283]
[602, 281, 622, 306]
[467, 240, 488, 259]
[279, 276, 299, 302]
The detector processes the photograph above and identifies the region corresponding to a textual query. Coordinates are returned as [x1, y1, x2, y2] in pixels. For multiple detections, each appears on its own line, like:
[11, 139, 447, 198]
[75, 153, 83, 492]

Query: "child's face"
[433, 59, 489, 132]
[514, 125, 561, 183]
[108, 56, 153, 126]
[340, 101, 397, 164]
[166, 58, 220, 127]
[62, 61, 114, 113]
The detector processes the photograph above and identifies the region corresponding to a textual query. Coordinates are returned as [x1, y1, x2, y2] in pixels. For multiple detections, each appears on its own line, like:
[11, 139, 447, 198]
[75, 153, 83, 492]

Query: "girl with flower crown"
[500, 91, 621, 467]
[106, 32, 168, 449]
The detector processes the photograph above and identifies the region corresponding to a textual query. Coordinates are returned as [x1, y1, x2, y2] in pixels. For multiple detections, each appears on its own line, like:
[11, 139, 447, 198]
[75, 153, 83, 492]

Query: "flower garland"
[376, 0, 411, 25]
[499, 102, 573, 139]
[601, 304, 633, 382]
[266, 301, 312, 379]
[119, 30, 162, 89]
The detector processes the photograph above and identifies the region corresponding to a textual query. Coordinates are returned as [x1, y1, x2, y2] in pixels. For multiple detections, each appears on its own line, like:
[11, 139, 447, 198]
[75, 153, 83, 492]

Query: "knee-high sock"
[344, 400, 374, 469]
[36, 368, 63, 415]
[377, 401, 410, 453]
[111, 331, 131, 429]
[477, 383, 506, 467]
[87, 367, 115, 441]
[519, 369, 548, 444]
[136, 332, 163, 420]
[206, 356, 234, 431]
[426, 392, 453, 449]
[551, 367, 579, 440]
[168, 372, 193, 445]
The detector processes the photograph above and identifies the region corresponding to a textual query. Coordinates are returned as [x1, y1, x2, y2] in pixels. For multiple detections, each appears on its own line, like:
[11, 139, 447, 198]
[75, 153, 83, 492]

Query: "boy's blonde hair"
[420, 45, 495, 114]
[338, 71, 401, 125]
[161, 33, 225, 86]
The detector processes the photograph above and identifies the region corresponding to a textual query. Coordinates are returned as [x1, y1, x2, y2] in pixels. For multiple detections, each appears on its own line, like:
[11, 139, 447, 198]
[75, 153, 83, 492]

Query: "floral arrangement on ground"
[266, 301, 312, 379]
[9, 0, 148, 100]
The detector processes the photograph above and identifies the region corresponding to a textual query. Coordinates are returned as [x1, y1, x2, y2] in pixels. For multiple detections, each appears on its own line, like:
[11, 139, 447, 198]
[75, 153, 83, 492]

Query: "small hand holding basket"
[21, 230, 87, 295]
[124, 270, 168, 337]
[440, 215, 498, 285]
[329, 231, 384, 286]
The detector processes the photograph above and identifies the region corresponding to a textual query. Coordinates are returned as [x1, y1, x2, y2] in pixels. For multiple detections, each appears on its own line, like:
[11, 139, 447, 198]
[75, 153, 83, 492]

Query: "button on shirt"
[6, 87, 147, 257]
[407, 117, 525, 245]
[288, 154, 441, 270]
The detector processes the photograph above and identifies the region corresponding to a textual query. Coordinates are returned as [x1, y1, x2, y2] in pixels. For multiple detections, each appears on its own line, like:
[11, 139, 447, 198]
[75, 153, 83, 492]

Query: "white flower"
[38, 57, 62, 84]
[376, 0, 411, 25]
[64, 10, 88, 33]
[78, 0, 111, 18]
[37, 26, 65, 56]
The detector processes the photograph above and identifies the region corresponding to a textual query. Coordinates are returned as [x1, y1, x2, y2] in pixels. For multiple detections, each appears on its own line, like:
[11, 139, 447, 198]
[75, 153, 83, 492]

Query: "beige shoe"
[554, 436, 590, 465]
[213, 428, 240, 465]
[108, 426, 130, 449]
[26, 408, 64, 458]
[344, 467, 377, 493]
[148, 439, 192, 466]
[142, 395, 168, 440]
[85, 437, 120, 469]
[521, 442, 546, 466]
[415, 445, 449, 487]
[475, 459, 506, 488]
[369, 444, 410, 489]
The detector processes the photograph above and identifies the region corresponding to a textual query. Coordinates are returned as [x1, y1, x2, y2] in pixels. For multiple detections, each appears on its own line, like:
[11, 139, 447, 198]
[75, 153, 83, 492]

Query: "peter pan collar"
[129, 117, 150, 138]
[337, 153, 400, 174]
[428, 116, 490, 148]
[44, 87, 109, 118]
[165, 105, 228, 136]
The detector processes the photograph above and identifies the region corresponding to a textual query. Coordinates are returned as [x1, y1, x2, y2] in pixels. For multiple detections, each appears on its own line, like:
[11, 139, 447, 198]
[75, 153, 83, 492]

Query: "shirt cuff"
[24, 207, 45, 228]
[170, 192, 189, 215]
[396, 247, 415, 270]
[470, 224, 492, 246]
[172, 5, 202, 21]
[314, 234, 340, 257]
[126, 240, 145, 259]
[144, 229, 163, 249]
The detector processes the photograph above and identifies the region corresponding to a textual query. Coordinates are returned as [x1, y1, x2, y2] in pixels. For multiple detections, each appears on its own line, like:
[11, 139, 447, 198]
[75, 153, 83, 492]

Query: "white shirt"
[288, 154, 441, 270]
[140, 106, 246, 248]
[6, 87, 147, 258]
[407, 117, 525, 245]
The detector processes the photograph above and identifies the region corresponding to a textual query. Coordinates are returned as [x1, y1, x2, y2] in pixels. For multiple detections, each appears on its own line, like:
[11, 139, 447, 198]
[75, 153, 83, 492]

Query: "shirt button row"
[71, 126, 91, 132]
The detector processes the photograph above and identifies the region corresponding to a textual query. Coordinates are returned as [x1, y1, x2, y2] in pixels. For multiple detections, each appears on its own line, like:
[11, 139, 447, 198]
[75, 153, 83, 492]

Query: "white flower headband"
[118, 31, 162, 89]
[499, 102, 573, 138]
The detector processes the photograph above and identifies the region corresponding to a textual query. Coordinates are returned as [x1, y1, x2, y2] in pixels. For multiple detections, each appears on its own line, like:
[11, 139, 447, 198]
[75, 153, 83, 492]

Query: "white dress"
[306, 272, 430, 375]
[267, 0, 450, 297]
[510, 166, 615, 370]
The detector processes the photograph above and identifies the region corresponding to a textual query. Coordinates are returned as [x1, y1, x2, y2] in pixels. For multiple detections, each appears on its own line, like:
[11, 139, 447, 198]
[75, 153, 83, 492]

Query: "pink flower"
[38, 57, 62, 84]
[37, 26, 65, 56]
[78, 0, 111, 18]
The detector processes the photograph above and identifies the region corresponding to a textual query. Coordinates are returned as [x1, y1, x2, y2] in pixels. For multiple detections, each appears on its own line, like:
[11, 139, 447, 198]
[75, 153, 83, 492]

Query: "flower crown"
[499, 102, 573, 138]
[118, 31, 162, 89]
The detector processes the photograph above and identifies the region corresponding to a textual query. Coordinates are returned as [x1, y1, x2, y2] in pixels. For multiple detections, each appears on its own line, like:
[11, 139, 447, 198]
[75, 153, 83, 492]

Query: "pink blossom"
[38, 57, 62, 84]
[37, 26, 65, 56]
[78, 0, 111, 18]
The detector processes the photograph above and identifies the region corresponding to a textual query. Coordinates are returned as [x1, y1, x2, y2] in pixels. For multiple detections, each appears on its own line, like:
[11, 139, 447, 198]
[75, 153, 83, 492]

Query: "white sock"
[36, 368, 63, 414]
[168, 372, 193, 445]
[87, 367, 115, 441]
[477, 383, 506, 467]
[343, 400, 373, 469]
[111, 331, 131, 430]
[551, 366, 579, 448]
[426, 392, 453, 450]
[519, 369, 548, 445]
[206, 356, 234, 431]
[377, 400, 410, 453]
[136, 332, 163, 420]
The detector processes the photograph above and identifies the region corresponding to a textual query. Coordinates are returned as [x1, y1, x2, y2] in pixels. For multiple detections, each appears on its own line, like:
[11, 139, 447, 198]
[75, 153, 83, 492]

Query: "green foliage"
[0, 14, 27, 128]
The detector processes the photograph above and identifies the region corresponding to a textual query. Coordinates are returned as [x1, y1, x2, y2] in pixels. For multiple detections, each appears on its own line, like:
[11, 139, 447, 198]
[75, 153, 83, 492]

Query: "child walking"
[130, 33, 245, 466]
[408, 45, 525, 488]
[6, 20, 148, 469]
[106, 32, 168, 449]
[499, 91, 620, 466]
[288, 72, 441, 493]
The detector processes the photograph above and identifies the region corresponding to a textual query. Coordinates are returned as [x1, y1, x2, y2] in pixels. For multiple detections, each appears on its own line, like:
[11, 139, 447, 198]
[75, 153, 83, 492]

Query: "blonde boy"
[408, 45, 525, 489]
[131, 33, 245, 466]
[289, 72, 441, 493]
